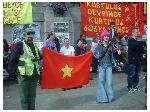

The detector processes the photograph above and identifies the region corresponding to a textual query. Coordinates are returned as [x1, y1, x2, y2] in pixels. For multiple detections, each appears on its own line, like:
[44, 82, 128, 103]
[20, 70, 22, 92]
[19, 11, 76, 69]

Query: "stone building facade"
[3, 2, 81, 46]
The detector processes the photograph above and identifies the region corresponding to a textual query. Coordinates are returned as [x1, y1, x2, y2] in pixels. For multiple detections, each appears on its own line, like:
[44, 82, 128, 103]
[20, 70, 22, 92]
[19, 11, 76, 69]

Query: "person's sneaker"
[133, 86, 140, 92]
[62, 88, 67, 91]
[118, 66, 122, 71]
[128, 88, 134, 93]
[96, 101, 109, 103]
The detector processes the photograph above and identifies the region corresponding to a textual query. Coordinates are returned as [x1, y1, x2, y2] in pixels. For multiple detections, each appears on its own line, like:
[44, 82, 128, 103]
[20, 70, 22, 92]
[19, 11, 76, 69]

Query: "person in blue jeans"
[94, 31, 117, 103]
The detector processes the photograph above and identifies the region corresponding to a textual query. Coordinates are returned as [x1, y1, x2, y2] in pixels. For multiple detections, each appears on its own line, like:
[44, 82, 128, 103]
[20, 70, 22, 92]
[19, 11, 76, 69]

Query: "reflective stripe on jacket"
[18, 41, 40, 76]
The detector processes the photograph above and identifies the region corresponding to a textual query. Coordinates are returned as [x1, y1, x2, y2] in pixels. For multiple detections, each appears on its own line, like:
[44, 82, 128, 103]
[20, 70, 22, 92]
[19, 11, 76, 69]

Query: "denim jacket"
[94, 42, 116, 66]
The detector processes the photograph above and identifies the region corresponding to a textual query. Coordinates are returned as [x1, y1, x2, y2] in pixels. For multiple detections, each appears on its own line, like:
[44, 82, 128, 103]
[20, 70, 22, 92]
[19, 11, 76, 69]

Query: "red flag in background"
[41, 48, 92, 89]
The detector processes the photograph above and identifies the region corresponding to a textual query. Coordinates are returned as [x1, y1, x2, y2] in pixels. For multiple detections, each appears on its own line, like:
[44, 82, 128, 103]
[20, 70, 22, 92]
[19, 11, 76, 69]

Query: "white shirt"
[91, 42, 98, 53]
[111, 28, 115, 38]
[60, 45, 75, 56]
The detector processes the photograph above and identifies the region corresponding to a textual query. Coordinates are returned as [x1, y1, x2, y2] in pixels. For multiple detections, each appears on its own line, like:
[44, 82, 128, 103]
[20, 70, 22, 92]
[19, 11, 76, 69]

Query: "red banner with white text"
[80, 2, 147, 37]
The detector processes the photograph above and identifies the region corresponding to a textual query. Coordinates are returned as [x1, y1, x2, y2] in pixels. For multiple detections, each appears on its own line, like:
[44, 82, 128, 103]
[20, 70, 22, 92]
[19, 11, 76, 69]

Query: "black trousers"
[92, 56, 99, 72]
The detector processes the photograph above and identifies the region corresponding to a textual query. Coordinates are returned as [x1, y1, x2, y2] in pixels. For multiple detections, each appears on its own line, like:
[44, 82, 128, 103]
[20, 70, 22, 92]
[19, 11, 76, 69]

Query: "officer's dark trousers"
[18, 75, 38, 110]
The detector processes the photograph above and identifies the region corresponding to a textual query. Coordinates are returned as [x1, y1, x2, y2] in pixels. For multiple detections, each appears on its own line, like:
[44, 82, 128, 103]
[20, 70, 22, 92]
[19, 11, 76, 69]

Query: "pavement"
[3, 71, 147, 110]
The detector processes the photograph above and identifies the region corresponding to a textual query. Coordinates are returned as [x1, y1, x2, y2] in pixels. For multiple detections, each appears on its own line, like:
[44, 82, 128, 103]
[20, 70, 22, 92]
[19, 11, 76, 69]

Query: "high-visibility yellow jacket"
[18, 41, 40, 76]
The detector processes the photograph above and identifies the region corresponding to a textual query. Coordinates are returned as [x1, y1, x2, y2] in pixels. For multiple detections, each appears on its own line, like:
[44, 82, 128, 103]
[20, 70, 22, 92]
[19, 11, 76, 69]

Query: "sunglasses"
[27, 31, 35, 35]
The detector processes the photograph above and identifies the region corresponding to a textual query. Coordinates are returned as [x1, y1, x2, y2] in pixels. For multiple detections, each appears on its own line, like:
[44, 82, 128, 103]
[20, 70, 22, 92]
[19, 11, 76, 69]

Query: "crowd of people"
[3, 21, 147, 109]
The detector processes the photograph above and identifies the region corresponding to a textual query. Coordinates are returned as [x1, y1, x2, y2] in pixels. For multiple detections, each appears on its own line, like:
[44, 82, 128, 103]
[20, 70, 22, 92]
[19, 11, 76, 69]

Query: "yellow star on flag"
[61, 64, 74, 78]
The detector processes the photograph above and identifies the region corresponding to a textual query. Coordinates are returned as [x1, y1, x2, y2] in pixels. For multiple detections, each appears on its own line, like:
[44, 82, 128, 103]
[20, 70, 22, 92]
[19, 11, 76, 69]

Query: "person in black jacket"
[108, 22, 118, 42]
[77, 34, 87, 53]
[142, 45, 147, 109]
[127, 28, 146, 93]
[3, 39, 9, 70]
[75, 39, 85, 56]
[54, 35, 60, 52]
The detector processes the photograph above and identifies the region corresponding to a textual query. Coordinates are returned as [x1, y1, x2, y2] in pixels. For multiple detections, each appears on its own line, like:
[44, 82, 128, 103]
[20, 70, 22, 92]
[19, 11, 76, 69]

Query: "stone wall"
[3, 2, 81, 46]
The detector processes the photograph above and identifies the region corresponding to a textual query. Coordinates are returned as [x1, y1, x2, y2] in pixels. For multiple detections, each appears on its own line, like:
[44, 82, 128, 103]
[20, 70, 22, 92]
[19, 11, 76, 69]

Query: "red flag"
[41, 48, 92, 89]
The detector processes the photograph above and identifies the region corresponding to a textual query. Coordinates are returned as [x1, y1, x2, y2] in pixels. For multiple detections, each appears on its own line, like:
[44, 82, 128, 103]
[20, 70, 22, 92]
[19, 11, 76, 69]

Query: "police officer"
[8, 28, 42, 109]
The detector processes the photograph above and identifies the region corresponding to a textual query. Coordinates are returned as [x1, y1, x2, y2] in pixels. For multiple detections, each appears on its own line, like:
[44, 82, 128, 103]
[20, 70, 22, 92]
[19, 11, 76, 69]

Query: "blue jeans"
[96, 64, 114, 102]
[127, 63, 141, 89]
